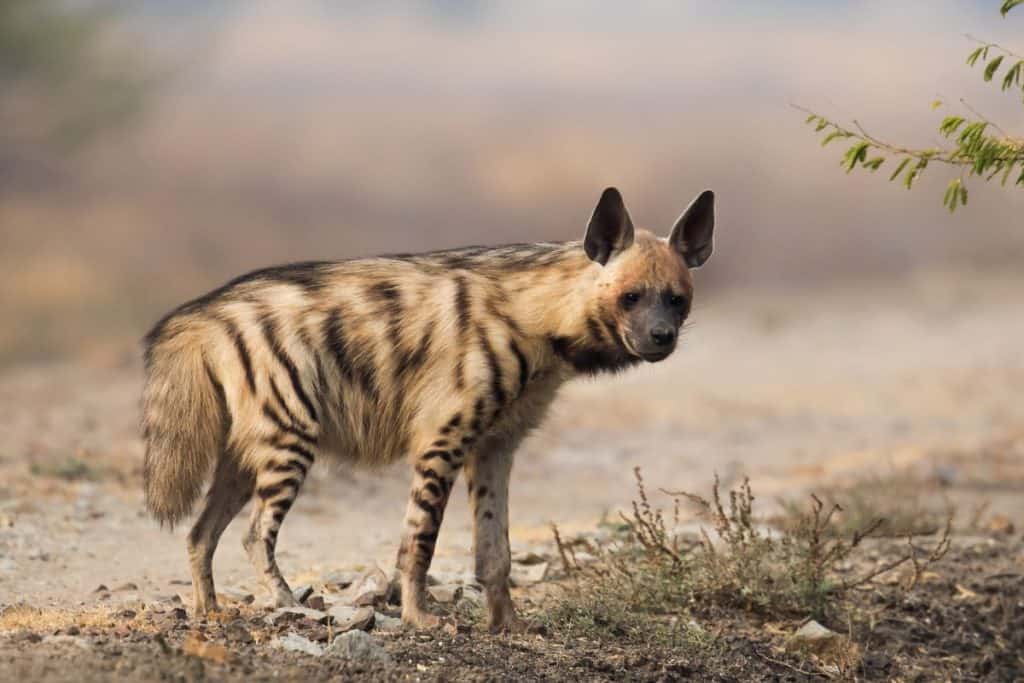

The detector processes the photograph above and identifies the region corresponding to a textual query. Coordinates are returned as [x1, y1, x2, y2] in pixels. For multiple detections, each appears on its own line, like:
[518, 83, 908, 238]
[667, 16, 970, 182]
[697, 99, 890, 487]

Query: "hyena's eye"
[621, 291, 642, 309]
[668, 294, 687, 308]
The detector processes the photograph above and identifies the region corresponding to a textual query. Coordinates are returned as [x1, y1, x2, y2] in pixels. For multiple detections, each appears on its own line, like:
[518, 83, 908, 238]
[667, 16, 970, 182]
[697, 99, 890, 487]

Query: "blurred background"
[1, 0, 1022, 367]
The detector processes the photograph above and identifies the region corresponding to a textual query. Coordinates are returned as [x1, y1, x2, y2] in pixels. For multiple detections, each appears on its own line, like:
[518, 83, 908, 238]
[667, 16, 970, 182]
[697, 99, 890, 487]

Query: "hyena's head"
[583, 187, 715, 363]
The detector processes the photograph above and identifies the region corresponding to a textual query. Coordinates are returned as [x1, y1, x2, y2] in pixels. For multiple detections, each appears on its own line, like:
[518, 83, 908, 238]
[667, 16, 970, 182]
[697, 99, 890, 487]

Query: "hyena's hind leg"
[242, 440, 315, 607]
[187, 454, 255, 615]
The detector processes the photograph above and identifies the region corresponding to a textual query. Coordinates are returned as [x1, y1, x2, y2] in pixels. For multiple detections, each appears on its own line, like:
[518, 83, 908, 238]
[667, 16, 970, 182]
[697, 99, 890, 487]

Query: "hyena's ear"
[584, 187, 635, 265]
[669, 190, 715, 268]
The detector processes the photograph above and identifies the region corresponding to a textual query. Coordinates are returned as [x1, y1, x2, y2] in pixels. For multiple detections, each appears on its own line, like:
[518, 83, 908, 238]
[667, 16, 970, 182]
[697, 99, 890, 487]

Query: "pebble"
[511, 550, 547, 566]
[292, 585, 314, 604]
[266, 606, 331, 625]
[459, 586, 484, 608]
[340, 567, 389, 607]
[326, 630, 393, 664]
[322, 570, 359, 591]
[112, 582, 138, 592]
[373, 612, 403, 632]
[509, 561, 548, 587]
[328, 605, 375, 632]
[306, 595, 326, 611]
[272, 633, 324, 656]
[427, 584, 462, 604]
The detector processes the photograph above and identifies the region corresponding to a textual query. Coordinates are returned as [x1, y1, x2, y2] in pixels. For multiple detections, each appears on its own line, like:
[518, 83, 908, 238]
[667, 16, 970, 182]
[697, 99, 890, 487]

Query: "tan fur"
[141, 187, 714, 630]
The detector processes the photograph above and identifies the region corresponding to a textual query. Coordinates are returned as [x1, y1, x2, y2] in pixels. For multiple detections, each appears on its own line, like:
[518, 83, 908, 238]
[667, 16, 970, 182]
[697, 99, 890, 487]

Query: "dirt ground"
[1, 266, 1023, 680]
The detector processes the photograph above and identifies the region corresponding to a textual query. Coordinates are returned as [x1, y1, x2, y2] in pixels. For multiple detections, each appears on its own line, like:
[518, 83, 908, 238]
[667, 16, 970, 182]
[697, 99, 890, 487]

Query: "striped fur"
[141, 187, 715, 630]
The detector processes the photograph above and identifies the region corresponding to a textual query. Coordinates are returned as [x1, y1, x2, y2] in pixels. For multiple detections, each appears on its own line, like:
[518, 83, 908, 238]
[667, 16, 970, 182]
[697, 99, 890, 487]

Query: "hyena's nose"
[650, 325, 675, 347]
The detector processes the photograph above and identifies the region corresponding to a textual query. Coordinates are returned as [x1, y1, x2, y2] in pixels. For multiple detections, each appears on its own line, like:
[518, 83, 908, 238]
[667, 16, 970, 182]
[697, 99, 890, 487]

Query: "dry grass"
[544, 469, 953, 648]
[0, 605, 122, 633]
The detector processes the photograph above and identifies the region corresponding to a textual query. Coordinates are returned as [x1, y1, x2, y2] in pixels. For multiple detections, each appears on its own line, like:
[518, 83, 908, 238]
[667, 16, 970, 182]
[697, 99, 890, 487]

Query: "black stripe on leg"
[260, 315, 319, 424]
[257, 477, 301, 500]
[477, 325, 506, 410]
[421, 450, 451, 462]
[416, 466, 442, 483]
[423, 481, 442, 499]
[414, 494, 441, 527]
[271, 460, 308, 478]
[509, 339, 529, 396]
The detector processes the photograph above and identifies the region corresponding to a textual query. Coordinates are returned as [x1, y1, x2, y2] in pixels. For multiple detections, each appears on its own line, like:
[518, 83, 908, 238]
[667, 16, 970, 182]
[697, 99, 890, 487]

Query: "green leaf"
[1001, 0, 1023, 16]
[1001, 62, 1023, 91]
[842, 142, 870, 173]
[939, 116, 965, 137]
[966, 47, 985, 67]
[805, 114, 817, 124]
[820, 130, 849, 147]
[943, 178, 963, 212]
[930, 99, 943, 110]
[863, 157, 885, 172]
[889, 157, 911, 181]
[984, 55, 1004, 82]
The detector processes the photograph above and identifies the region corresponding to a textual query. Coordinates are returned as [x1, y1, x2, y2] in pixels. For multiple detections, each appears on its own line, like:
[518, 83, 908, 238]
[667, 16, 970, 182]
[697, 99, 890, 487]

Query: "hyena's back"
[141, 254, 559, 526]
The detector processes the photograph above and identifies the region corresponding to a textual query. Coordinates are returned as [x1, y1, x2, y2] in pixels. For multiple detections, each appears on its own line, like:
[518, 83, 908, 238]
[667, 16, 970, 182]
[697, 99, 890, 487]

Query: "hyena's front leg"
[397, 436, 468, 628]
[464, 435, 519, 633]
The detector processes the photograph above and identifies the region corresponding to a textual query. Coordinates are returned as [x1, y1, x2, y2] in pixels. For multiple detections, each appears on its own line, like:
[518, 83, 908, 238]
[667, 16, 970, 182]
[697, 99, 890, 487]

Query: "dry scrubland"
[1, 266, 1023, 680]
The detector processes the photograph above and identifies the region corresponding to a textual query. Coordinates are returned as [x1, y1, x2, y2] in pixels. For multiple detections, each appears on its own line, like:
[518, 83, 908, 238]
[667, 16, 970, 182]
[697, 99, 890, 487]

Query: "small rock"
[509, 561, 548, 587]
[170, 607, 188, 621]
[292, 585, 314, 604]
[322, 570, 358, 591]
[328, 605, 375, 632]
[458, 586, 484, 608]
[266, 606, 330, 626]
[116, 609, 136, 620]
[65, 625, 81, 636]
[273, 633, 324, 656]
[511, 550, 547, 566]
[326, 630, 393, 664]
[787, 619, 861, 667]
[306, 626, 330, 642]
[306, 595, 326, 611]
[340, 567, 390, 608]
[113, 582, 138, 592]
[225, 620, 253, 644]
[427, 584, 462, 604]
[218, 587, 255, 605]
[372, 612, 403, 632]
[93, 584, 109, 593]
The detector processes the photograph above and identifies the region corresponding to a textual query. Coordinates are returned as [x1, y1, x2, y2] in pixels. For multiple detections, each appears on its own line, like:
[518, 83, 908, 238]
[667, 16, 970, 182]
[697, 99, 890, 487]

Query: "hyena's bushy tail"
[142, 322, 227, 527]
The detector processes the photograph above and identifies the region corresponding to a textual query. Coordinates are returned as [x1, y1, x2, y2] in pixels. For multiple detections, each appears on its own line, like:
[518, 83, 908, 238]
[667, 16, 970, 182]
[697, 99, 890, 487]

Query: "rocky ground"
[1, 267, 1023, 680]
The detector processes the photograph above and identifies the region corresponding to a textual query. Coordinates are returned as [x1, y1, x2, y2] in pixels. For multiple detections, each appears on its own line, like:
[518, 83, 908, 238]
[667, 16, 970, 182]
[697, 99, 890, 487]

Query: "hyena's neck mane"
[405, 240, 639, 376]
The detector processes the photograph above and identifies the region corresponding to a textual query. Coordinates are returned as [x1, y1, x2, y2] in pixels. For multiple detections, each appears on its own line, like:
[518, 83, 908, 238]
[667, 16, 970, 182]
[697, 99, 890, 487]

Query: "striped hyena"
[142, 187, 715, 631]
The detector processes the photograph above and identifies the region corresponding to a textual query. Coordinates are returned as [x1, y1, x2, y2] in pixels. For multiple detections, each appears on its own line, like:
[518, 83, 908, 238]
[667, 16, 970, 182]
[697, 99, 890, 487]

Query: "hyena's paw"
[489, 613, 544, 635]
[266, 589, 300, 609]
[192, 600, 221, 618]
[401, 606, 442, 630]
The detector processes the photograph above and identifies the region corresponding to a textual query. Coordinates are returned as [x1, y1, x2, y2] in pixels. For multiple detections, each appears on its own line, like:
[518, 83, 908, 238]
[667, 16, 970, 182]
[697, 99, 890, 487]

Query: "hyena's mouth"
[622, 332, 676, 363]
